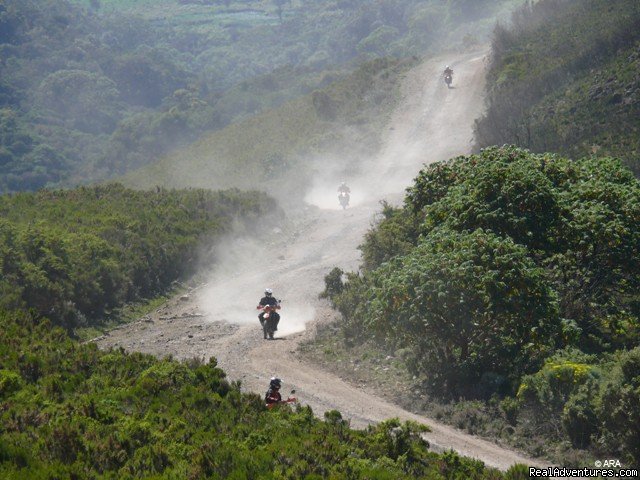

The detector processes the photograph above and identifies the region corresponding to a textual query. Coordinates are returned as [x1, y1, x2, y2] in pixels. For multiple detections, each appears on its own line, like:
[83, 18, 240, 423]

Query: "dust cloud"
[198, 233, 314, 336]
[197, 52, 486, 336]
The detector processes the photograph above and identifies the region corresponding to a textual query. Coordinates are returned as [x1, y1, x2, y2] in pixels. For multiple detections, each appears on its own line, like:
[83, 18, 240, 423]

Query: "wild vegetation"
[475, 0, 640, 175]
[125, 57, 417, 193]
[1, 0, 521, 193]
[323, 146, 640, 465]
[0, 184, 277, 330]
[2, 308, 540, 479]
[0, 186, 536, 478]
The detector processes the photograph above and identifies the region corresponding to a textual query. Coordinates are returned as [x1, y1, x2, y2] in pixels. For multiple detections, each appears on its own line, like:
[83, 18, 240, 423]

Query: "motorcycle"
[338, 191, 350, 209]
[266, 390, 297, 409]
[444, 72, 453, 88]
[257, 301, 281, 340]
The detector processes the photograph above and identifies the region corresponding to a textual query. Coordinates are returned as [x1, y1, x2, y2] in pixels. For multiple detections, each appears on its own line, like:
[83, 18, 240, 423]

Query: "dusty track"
[96, 51, 550, 471]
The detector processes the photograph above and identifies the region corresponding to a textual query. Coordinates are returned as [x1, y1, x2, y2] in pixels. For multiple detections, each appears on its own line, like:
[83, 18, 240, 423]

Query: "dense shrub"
[597, 348, 640, 464]
[325, 146, 640, 464]
[365, 228, 559, 397]
[0, 184, 277, 329]
[0, 309, 510, 479]
[362, 147, 640, 355]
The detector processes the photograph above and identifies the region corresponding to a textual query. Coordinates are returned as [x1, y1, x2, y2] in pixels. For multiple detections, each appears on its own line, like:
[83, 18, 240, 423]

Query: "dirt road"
[96, 51, 550, 471]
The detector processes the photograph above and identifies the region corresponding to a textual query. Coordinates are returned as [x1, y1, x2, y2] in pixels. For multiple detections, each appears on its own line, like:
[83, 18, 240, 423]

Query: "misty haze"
[1, 0, 639, 477]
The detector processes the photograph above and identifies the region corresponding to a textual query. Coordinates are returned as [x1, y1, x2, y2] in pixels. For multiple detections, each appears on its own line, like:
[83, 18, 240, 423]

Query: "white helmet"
[265, 288, 273, 296]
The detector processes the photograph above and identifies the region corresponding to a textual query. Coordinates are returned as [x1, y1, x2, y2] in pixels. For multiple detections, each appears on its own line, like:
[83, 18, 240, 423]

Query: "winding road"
[96, 51, 551, 471]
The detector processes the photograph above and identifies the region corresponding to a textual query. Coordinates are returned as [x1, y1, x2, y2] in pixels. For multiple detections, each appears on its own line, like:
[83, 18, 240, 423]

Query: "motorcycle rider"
[337, 181, 351, 195]
[257, 288, 280, 338]
[444, 65, 453, 77]
[265, 377, 283, 405]
[338, 181, 351, 208]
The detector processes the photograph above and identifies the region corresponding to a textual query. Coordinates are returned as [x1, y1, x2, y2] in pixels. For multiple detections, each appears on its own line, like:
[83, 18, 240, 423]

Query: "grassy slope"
[0, 309, 524, 479]
[526, 41, 640, 163]
[124, 57, 416, 192]
[475, 0, 640, 173]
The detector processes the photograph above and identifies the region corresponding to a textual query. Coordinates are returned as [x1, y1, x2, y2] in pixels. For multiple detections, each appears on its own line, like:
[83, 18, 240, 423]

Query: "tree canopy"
[0, 184, 277, 329]
[325, 146, 640, 460]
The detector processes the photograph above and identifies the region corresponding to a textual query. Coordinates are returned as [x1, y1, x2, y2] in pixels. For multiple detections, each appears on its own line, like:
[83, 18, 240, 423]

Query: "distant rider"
[337, 181, 351, 195]
[265, 377, 283, 405]
[257, 288, 280, 333]
[444, 65, 453, 77]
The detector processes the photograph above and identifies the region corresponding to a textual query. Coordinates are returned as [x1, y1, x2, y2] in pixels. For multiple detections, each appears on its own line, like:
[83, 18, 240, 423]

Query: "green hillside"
[474, 0, 640, 174]
[322, 146, 640, 465]
[0, 184, 276, 330]
[0, 185, 533, 479]
[0, 308, 540, 479]
[124, 58, 416, 193]
[1, 0, 522, 193]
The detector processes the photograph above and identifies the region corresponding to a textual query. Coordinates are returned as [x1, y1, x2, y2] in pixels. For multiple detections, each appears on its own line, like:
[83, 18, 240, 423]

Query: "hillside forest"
[1, 0, 639, 476]
[320, 0, 640, 467]
[0, 0, 519, 192]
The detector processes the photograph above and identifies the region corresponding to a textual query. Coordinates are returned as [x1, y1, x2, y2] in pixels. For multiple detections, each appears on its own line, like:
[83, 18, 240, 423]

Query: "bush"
[0, 369, 21, 398]
[367, 228, 560, 397]
[561, 384, 599, 448]
[597, 348, 640, 464]
[321, 267, 344, 299]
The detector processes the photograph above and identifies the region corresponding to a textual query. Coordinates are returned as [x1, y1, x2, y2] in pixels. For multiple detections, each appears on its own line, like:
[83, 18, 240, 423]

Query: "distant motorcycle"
[444, 72, 453, 88]
[266, 390, 297, 409]
[257, 301, 281, 340]
[338, 191, 350, 210]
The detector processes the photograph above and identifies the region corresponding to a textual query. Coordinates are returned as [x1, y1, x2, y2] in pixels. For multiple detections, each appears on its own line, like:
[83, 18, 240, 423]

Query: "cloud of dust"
[197, 54, 475, 334]
[197, 234, 314, 336]
[302, 123, 432, 210]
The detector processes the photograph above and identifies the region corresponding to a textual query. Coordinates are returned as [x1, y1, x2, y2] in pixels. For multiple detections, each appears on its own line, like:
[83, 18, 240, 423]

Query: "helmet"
[270, 377, 282, 389]
[445, 65, 450, 69]
[340, 181, 346, 186]
[265, 288, 273, 296]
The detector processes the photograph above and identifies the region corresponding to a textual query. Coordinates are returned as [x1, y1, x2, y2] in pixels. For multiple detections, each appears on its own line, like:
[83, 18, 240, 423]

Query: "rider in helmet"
[258, 288, 280, 336]
[337, 181, 351, 194]
[265, 377, 283, 405]
[444, 65, 453, 76]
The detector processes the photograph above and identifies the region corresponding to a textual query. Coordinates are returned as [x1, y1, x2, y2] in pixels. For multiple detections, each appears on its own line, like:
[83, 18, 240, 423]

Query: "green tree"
[368, 228, 560, 397]
[36, 70, 122, 134]
[598, 348, 640, 464]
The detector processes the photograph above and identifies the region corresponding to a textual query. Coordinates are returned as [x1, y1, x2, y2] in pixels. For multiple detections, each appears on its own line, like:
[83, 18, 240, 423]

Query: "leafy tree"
[597, 348, 640, 464]
[360, 201, 419, 272]
[36, 70, 122, 134]
[403, 147, 640, 353]
[107, 49, 189, 108]
[367, 228, 559, 397]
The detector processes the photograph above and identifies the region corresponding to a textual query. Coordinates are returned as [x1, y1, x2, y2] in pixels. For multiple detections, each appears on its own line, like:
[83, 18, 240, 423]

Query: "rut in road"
[96, 51, 549, 471]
